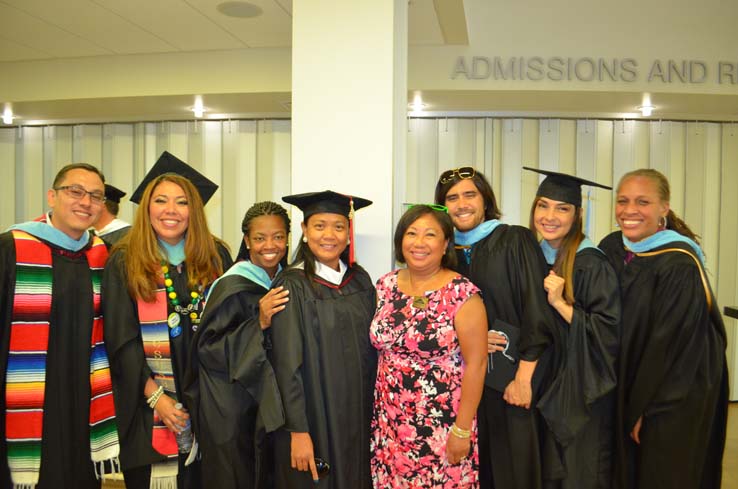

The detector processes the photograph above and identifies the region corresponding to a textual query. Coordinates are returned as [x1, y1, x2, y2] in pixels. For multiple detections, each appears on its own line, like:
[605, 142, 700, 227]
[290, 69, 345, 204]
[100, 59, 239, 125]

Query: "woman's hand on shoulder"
[259, 286, 289, 330]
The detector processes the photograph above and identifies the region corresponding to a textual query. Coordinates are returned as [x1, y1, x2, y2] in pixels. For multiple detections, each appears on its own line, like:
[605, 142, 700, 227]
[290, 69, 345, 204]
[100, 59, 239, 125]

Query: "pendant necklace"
[409, 268, 442, 310]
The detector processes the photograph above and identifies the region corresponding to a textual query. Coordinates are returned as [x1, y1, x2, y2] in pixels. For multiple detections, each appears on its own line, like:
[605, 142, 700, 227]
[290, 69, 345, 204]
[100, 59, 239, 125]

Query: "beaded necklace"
[161, 262, 203, 325]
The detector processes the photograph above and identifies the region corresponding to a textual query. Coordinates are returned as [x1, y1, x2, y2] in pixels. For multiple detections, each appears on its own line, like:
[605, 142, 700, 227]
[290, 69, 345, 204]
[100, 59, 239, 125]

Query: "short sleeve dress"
[370, 270, 481, 489]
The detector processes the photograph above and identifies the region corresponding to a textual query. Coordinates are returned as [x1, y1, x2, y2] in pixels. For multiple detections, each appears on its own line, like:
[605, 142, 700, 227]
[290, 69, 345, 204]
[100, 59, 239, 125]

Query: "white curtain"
[2, 116, 736, 397]
[0, 120, 292, 255]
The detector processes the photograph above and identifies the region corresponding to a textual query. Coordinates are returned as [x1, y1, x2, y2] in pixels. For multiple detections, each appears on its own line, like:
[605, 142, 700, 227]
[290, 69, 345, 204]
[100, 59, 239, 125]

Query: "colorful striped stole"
[137, 285, 180, 485]
[5, 230, 120, 489]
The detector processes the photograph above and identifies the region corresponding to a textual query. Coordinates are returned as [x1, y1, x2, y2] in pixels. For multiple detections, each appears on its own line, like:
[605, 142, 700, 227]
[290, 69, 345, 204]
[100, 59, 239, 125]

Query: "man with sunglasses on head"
[435, 167, 562, 489]
[0, 163, 120, 489]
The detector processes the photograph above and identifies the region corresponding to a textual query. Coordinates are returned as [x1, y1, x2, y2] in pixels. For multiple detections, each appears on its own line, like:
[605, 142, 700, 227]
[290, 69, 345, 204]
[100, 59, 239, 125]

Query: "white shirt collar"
[96, 218, 130, 236]
[314, 259, 347, 285]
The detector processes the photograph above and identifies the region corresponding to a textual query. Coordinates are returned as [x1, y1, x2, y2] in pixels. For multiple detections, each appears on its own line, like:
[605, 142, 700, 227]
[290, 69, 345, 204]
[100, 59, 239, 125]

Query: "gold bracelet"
[450, 423, 471, 439]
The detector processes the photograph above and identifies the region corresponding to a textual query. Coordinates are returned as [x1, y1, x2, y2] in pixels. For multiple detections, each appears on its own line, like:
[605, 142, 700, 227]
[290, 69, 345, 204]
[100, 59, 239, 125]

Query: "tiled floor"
[103, 403, 738, 488]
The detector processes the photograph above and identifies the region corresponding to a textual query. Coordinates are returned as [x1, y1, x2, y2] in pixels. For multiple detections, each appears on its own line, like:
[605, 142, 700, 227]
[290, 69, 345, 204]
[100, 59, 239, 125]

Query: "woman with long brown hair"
[525, 167, 620, 489]
[103, 152, 232, 489]
[599, 168, 728, 489]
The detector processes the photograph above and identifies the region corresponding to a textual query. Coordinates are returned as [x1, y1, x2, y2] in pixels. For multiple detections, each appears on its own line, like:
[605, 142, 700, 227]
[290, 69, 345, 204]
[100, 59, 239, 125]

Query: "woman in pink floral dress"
[370, 205, 488, 488]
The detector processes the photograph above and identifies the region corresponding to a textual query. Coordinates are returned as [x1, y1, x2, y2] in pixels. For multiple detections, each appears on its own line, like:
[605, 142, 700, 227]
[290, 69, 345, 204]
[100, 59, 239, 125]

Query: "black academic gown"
[538, 248, 620, 489]
[453, 224, 563, 489]
[0, 231, 101, 489]
[269, 265, 377, 489]
[187, 274, 284, 489]
[102, 244, 232, 489]
[100, 226, 130, 248]
[599, 231, 728, 489]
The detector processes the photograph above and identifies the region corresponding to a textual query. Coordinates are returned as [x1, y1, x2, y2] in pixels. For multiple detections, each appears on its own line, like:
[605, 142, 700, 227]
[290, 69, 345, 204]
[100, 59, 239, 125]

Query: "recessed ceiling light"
[638, 105, 655, 117]
[2, 104, 13, 125]
[216, 1, 263, 18]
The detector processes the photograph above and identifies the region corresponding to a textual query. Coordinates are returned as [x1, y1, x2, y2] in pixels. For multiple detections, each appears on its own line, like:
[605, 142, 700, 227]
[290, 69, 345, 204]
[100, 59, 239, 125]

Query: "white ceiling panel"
[0, 35, 51, 62]
[273, 0, 292, 17]
[0, 2, 110, 57]
[408, 0, 444, 45]
[95, 0, 246, 51]
[187, 0, 292, 48]
[2, 0, 174, 54]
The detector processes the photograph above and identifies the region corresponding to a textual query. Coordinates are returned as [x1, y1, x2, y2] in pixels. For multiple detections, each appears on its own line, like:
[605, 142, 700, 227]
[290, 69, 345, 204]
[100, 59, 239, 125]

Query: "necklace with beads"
[162, 262, 203, 327]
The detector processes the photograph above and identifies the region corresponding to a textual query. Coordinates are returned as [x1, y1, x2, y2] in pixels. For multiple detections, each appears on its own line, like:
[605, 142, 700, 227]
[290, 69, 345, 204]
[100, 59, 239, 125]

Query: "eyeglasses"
[315, 457, 330, 479]
[439, 166, 476, 184]
[54, 185, 106, 204]
[403, 203, 448, 213]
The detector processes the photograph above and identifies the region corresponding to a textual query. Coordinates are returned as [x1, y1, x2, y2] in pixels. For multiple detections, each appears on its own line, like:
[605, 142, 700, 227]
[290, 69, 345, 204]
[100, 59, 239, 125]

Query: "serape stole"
[137, 285, 180, 485]
[5, 230, 120, 489]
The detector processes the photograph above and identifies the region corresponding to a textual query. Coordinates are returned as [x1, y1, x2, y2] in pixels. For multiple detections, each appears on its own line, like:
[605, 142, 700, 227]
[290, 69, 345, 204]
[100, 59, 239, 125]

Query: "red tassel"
[348, 197, 355, 266]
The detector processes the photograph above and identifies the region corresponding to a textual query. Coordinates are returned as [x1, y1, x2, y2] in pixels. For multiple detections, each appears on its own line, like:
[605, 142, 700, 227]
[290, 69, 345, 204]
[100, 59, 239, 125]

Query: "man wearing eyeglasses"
[434, 167, 562, 489]
[0, 163, 120, 489]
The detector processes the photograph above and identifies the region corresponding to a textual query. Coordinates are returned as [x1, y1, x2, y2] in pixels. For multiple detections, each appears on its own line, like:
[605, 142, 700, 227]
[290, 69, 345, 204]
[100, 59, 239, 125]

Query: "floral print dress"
[370, 270, 480, 488]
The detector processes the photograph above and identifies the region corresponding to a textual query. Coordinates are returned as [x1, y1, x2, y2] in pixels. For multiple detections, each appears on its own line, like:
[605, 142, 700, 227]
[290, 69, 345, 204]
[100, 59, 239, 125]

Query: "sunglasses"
[403, 203, 448, 213]
[315, 457, 330, 479]
[439, 166, 476, 184]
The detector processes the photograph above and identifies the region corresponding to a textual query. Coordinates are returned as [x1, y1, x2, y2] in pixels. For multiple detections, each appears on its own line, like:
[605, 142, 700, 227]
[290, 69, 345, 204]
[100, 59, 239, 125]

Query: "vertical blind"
[1, 117, 736, 397]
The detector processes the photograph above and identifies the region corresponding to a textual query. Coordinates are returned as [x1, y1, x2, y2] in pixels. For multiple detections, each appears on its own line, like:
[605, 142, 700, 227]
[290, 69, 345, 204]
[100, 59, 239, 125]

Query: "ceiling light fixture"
[192, 96, 205, 118]
[638, 105, 655, 117]
[409, 93, 426, 114]
[216, 1, 263, 18]
[2, 105, 13, 125]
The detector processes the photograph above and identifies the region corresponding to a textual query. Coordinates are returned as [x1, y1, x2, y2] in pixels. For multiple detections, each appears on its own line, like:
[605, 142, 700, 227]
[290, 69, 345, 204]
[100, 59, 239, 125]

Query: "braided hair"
[236, 201, 291, 262]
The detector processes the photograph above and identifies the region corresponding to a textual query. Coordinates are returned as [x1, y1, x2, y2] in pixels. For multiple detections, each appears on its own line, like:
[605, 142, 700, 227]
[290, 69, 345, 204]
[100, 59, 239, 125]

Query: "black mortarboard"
[130, 151, 218, 205]
[282, 191, 372, 220]
[282, 190, 372, 265]
[104, 184, 126, 204]
[523, 166, 612, 207]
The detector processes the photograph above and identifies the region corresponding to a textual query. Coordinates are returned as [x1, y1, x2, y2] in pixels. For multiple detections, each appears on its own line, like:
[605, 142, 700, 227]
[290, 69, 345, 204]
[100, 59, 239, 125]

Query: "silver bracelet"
[146, 385, 164, 409]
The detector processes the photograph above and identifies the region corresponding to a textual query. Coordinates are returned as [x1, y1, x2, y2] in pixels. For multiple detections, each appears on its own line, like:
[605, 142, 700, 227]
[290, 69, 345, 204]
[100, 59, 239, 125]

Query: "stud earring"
[302, 236, 308, 243]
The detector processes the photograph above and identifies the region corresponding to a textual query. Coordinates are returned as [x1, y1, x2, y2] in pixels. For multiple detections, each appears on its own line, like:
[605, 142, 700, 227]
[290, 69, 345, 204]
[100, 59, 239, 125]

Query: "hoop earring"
[302, 236, 308, 243]
[658, 215, 668, 229]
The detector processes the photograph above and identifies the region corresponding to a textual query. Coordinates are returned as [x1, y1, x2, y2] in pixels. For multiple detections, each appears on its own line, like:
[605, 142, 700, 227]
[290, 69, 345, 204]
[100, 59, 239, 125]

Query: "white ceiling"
[1, 0, 735, 122]
[0, 0, 453, 62]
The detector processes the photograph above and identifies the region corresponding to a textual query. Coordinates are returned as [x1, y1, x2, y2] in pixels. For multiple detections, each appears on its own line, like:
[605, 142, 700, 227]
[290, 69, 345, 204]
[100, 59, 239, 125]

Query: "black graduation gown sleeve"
[0, 233, 12, 488]
[190, 274, 284, 489]
[538, 249, 620, 446]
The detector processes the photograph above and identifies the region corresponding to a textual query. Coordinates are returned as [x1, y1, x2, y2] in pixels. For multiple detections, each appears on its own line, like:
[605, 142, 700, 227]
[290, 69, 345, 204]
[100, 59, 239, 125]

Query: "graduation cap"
[523, 166, 611, 207]
[130, 151, 219, 205]
[282, 190, 372, 265]
[104, 184, 127, 204]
